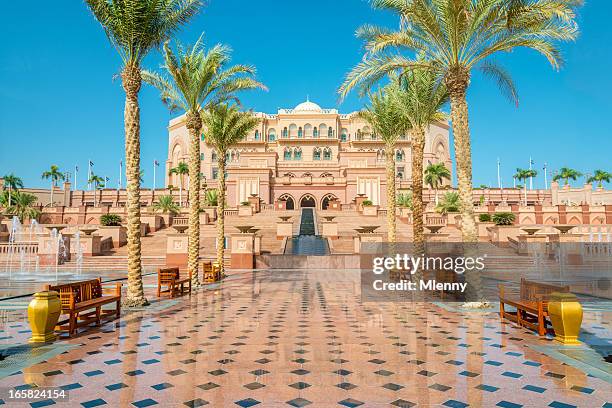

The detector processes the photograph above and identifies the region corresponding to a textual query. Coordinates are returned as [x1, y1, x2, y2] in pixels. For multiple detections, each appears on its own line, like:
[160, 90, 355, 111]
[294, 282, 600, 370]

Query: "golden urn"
[548, 292, 583, 345]
[28, 291, 61, 343]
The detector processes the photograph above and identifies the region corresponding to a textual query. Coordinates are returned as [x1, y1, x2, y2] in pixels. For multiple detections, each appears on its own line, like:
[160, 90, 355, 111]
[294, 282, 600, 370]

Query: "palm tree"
[152, 195, 180, 215]
[88, 174, 105, 207]
[2, 173, 23, 207]
[85, 0, 202, 307]
[436, 192, 460, 215]
[514, 168, 537, 205]
[393, 68, 448, 250]
[588, 170, 612, 189]
[339, 0, 582, 243]
[41, 165, 65, 207]
[169, 162, 189, 207]
[424, 163, 451, 205]
[554, 167, 583, 186]
[144, 35, 265, 288]
[357, 84, 408, 243]
[202, 104, 260, 276]
[5, 191, 40, 223]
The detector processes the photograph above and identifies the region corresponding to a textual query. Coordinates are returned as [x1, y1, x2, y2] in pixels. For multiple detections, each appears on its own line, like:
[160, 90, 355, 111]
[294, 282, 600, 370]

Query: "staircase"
[284, 209, 330, 256]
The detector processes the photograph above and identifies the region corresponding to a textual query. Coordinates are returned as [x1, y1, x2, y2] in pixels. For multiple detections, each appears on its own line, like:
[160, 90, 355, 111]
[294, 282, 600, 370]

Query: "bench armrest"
[102, 282, 122, 296]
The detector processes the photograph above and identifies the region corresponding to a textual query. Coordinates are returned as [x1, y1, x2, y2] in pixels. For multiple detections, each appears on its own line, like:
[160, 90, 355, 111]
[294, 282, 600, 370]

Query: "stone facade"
[166, 100, 453, 209]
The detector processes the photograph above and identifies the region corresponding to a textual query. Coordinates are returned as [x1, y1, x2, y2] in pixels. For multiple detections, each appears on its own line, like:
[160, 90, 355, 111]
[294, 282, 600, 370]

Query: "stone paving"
[0, 269, 610, 407]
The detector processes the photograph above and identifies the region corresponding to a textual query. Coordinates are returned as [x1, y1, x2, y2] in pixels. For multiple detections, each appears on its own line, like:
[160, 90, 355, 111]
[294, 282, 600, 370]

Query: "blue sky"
[1, 0, 610, 189]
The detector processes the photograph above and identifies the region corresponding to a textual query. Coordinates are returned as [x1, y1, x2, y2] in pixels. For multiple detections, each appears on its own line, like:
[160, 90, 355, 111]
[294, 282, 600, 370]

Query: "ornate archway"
[279, 194, 295, 210]
[321, 194, 338, 210]
[299, 194, 316, 208]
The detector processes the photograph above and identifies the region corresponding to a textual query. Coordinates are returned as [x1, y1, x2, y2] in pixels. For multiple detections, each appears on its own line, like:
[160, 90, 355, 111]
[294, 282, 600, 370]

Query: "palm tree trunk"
[50, 182, 54, 208]
[448, 73, 482, 305]
[448, 85, 477, 243]
[216, 157, 226, 276]
[524, 183, 527, 206]
[186, 111, 202, 288]
[385, 144, 397, 243]
[121, 63, 147, 307]
[411, 127, 426, 255]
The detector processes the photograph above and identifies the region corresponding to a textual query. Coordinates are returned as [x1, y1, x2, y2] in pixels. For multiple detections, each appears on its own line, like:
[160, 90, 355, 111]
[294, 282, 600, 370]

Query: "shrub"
[203, 189, 218, 206]
[100, 214, 122, 226]
[479, 213, 492, 222]
[492, 212, 515, 226]
[435, 192, 460, 215]
[396, 193, 413, 209]
[240, 201, 250, 206]
[362, 199, 373, 206]
[153, 195, 179, 214]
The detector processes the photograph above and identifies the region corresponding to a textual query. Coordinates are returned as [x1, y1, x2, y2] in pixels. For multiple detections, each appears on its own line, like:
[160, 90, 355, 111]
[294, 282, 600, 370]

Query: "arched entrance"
[321, 194, 337, 210]
[279, 194, 295, 210]
[300, 194, 316, 208]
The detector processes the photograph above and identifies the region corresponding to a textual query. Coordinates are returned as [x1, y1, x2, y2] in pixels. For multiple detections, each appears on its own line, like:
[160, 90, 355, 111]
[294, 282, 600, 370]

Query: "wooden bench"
[157, 267, 191, 298]
[46, 278, 121, 337]
[201, 261, 221, 283]
[499, 278, 570, 336]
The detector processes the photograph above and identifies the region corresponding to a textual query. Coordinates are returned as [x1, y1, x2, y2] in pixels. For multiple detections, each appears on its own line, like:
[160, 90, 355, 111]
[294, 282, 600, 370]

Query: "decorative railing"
[172, 217, 189, 226]
[224, 209, 238, 216]
[425, 215, 447, 226]
[0, 242, 39, 255]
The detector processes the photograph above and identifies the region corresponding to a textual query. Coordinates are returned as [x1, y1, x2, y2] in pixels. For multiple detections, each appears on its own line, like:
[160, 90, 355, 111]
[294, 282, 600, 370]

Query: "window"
[341, 131, 347, 142]
[397, 167, 405, 179]
[284, 149, 292, 160]
[328, 127, 333, 138]
[396, 149, 405, 162]
[323, 148, 332, 160]
[313, 148, 321, 161]
[200, 134, 205, 141]
[200, 153, 204, 161]
[254, 130, 260, 140]
[282, 127, 288, 138]
[294, 148, 302, 160]
[298, 127, 303, 138]
[313, 127, 319, 138]
[212, 151, 217, 161]
[269, 129, 276, 142]
[212, 168, 218, 179]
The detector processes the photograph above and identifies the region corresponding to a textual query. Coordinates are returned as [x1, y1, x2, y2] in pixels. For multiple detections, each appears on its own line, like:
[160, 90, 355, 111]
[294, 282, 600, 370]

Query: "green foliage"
[479, 213, 492, 222]
[88, 174, 105, 190]
[4, 191, 40, 222]
[201, 104, 260, 157]
[3, 173, 24, 190]
[339, 0, 582, 103]
[169, 162, 189, 177]
[425, 163, 451, 189]
[153, 195, 180, 214]
[362, 200, 374, 206]
[396, 193, 413, 209]
[587, 170, 611, 188]
[357, 82, 408, 146]
[553, 167, 582, 185]
[84, 0, 202, 67]
[492, 212, 516, 226]
[514, 168, 538, 184]
[143, 34, 266, 115]
[100, 214, 122, 226]
[41, 165, 65, 186]
[435, 192, 460, 215]
[203, 189, 218, 206]
[240, 201, 250, 206]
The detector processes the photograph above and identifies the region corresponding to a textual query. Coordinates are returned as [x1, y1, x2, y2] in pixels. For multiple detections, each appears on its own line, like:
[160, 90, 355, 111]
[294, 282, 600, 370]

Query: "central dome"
[293, 99, 322, 113]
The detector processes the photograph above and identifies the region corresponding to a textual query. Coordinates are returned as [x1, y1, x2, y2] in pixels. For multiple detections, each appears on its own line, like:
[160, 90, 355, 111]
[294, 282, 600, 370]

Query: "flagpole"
[529, 157, 534, 190]
[118, 161, 123, 190]
[87, 160, 92, 190]
[497, 158, 501, 189]
[543, 163, 548, 190]
[74, 165, 78, 191]
[153, 160, 157, 191]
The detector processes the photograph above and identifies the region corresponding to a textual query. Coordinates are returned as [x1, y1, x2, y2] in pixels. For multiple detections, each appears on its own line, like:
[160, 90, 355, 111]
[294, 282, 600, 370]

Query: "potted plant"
[362, 199, 378, 216]
[487, 212, 518, 244]
[396, 192, 413, 218]
[150, 195, 179, 229]
[99, 214, 127, 247]
[238, 201, 253, 216]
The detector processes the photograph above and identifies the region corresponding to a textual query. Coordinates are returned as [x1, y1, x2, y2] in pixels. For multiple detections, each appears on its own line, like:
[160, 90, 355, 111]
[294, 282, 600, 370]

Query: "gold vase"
[28, 291, 61, 343]
[548, 292, 583, 345]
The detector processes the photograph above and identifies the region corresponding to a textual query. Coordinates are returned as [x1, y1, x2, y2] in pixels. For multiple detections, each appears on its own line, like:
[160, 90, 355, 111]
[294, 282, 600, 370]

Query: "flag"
[75, 166, 79, 172]
[89, 160, 94, 167]
[105, 177, 110, 182]
[154, 160, 159, 166]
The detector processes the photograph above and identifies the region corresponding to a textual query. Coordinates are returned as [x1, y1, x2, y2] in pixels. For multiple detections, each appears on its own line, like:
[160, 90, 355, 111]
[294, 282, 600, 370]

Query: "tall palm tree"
[424, 163, 451, 205]
[514, 168, 537, 205]
[588, 170, 612, 189]
[88, 174, 105, 207]
[554, 167, 582, 186]
[85, 0, 202, 307]
[144, 35, 265, 288]
[357, 83, 408, 243]
[202, 104, 260, 276]
[2, 173, 24, 208]
[41, 165, 65, 207]
[169, 162, 189, 207]
[393, 68, 448, 251]
[339, 0, 582, 243]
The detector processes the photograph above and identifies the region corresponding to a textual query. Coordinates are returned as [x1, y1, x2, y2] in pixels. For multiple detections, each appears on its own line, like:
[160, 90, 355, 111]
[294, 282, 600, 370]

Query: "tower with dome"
[166, 99, 451, 209]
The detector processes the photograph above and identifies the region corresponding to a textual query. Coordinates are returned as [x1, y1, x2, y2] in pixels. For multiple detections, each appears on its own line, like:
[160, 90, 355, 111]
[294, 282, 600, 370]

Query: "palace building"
[166, 99, 452, 209]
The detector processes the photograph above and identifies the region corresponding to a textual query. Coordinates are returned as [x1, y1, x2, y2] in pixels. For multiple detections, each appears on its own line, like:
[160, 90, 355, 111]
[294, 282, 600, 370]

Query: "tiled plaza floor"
[0, 269, 610, 407]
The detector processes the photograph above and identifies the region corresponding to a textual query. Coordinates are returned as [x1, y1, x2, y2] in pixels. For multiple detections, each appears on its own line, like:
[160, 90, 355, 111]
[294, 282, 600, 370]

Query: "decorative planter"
[548, 292, 583, 345]
[238, 205, 253, 217]
[362, 205, 379, 216]
[28, 291, 61, 343]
